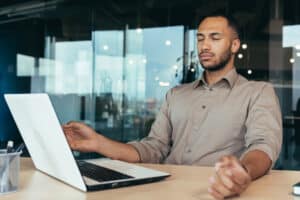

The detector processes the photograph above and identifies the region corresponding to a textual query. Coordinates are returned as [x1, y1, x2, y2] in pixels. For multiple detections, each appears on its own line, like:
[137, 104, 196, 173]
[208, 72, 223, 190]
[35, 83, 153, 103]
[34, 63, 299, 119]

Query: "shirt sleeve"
[241, 83, 282, 168]
[128, 89, 173, 163]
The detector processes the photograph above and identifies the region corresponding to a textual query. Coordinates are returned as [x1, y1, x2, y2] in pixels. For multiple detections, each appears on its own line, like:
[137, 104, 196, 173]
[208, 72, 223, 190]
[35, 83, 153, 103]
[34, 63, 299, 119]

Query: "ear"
[231, 39, 240, 54]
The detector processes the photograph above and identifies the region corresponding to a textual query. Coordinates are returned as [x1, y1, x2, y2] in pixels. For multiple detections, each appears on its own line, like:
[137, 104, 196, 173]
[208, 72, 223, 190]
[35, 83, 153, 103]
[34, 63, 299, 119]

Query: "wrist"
[94, 134, 105, 154]
[241, 163, 252, 180]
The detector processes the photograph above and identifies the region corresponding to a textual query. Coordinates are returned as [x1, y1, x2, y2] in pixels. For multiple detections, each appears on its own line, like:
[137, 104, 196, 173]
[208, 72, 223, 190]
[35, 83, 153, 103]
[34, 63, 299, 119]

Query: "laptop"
[4, 93, 170, 192]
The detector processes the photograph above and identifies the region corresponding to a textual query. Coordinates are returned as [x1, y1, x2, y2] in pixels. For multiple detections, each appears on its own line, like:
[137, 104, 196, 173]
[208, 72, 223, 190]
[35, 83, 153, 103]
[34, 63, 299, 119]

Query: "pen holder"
[0, 149, 22, 194]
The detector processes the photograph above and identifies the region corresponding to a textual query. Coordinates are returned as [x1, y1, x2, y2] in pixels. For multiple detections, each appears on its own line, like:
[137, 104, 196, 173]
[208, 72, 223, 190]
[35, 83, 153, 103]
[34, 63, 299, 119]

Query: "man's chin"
[201, 63, 227, 72]
[202, 65, 219, 72]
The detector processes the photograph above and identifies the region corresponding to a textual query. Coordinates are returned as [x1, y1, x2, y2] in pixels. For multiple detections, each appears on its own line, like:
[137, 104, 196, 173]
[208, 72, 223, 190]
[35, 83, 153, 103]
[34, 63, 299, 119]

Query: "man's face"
[197, 17, 239, 71]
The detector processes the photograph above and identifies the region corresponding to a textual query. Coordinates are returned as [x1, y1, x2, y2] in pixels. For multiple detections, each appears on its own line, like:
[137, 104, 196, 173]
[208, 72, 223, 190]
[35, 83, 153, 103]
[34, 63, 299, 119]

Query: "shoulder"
[236, 74, 275, 94]
[234, 74, 277, 104]
[167, 81, 196, 95]
[247, 81, 275, 94]
[240, 80, 278, 108]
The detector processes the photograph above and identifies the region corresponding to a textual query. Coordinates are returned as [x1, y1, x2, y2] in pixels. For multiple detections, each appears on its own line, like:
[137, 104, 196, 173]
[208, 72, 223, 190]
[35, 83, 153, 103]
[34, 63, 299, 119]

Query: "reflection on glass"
[17, 54, 35, 76]
[93, 30, 124, 137]
[39, 58, 56, 77]
[283, 25, 300, 48]
[54, 41, 93, 94]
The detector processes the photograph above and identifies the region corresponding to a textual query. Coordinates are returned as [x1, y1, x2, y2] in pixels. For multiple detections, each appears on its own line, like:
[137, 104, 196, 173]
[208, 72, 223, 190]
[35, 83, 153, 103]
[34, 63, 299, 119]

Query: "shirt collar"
[193, 68, 239, 89]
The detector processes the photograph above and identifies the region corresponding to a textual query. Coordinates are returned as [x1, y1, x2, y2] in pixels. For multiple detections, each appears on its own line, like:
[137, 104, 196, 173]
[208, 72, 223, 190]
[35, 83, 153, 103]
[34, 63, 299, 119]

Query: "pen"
[6, 140, 14, 153]
[15, 143, 25, 153]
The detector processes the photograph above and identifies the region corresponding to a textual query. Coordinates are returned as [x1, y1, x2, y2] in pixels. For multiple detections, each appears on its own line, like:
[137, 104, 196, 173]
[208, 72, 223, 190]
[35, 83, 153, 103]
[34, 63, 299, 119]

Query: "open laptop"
[4, 93, 170, 192]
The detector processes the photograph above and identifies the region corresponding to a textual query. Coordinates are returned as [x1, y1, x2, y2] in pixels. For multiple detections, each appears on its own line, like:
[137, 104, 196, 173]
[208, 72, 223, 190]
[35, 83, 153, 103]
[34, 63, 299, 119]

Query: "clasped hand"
[208, 156, 251, 200]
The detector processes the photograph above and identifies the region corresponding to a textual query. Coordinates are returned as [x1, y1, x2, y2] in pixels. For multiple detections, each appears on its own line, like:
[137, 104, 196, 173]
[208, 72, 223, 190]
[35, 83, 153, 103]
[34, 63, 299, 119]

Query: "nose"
[198, 39, 210, 52]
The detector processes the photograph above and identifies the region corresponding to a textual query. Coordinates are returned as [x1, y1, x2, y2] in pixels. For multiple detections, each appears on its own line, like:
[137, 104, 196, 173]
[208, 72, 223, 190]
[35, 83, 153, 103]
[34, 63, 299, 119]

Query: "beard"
[200, 50, 232, 72]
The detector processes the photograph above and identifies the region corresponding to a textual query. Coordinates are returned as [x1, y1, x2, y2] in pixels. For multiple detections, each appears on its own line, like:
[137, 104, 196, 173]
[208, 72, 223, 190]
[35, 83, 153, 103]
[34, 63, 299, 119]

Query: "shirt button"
[202, 105, 206, 109]
[187, 149, 192, 153]
[209, 88, 213, 91]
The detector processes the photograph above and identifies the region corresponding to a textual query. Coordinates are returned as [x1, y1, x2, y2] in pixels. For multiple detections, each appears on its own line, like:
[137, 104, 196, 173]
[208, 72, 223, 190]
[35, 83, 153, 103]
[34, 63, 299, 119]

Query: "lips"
[199, 53, 214, 60]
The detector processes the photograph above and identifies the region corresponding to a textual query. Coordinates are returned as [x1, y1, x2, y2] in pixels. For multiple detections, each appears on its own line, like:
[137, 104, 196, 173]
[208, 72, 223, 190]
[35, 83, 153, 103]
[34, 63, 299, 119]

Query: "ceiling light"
[165, 40, 171, 46]
[159, 81, 170, 87]
[290, 58, 295, 63]
[242, 43, 248, 49]
[103, 45, 109, 51]
[136, 28, 142, 34]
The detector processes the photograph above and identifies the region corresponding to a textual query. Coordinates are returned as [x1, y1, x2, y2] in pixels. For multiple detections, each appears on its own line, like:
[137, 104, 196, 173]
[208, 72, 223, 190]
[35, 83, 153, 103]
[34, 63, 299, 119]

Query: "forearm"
[240, 150, 272, 180]
[95, 134, 141, 163]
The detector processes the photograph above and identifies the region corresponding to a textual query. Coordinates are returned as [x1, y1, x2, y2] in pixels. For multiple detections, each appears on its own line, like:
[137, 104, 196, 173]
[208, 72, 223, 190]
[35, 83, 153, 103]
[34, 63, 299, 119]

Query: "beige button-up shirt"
[129, 68, 282, 166]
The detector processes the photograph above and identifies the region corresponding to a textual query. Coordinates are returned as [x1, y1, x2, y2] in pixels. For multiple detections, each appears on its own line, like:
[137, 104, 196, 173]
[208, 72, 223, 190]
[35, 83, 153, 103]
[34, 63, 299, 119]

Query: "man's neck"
[204, 65, 234, 86]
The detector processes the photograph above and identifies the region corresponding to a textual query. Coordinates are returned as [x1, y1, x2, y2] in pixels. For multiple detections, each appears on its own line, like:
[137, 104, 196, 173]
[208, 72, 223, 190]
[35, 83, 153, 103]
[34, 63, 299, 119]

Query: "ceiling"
[0, 0, 298, 40]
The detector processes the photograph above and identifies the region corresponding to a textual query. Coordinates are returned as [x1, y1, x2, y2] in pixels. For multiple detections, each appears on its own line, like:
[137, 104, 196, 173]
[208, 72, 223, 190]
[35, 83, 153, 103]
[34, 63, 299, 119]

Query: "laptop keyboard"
[77, 160, 133, 182]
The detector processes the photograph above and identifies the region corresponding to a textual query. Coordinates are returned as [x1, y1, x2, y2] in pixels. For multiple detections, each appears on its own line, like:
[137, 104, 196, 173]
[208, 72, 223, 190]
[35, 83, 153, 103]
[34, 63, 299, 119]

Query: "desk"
[2, 158, 300, 200]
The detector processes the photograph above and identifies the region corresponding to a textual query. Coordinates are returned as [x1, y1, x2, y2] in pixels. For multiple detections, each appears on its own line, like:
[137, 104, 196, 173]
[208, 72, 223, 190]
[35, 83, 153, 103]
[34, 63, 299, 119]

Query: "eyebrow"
[196, 32, 223, 38]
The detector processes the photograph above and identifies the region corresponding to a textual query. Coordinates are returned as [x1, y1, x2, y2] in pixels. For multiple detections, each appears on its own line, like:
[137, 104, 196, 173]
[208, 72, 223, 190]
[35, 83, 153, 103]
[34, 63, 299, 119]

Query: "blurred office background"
[0, 0, 299, 169]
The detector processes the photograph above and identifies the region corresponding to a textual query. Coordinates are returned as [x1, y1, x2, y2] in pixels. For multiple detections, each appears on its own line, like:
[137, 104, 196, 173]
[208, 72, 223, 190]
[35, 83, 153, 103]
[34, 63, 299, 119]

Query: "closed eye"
[211, 33, 222, 40]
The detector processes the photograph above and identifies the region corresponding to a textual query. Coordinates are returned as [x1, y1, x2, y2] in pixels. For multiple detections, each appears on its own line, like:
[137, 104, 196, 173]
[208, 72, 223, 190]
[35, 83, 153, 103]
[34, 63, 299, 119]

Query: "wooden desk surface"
[1, 158, 300, 200]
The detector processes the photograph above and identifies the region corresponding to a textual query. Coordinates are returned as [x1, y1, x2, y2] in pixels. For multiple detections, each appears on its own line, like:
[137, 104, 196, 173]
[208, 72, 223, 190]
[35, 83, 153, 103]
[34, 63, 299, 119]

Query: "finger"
[215, 170, 244, 195]
[66, 131, 83, 141]
[63, 121, 80, 128]
[209, 176, 232, 198]
[208, 187, 224, 200]
[218, 157, 250, 186]
[215, 162, 225, 171]
[215, 167, 236, 192]
[66, 120, 76, 125]
[62, 126, 73, 134]
[65, 138, 75, 149]
[65, 133, 75, 144]
[230, 164, 251, 185]
[64, 124, 84, 134]
[63, 126, 77, 134]
[218, 156, 232, 167]
[62, 125, 75, 132]
[63, 121, 72, 127]
[215, 158, 250, 193]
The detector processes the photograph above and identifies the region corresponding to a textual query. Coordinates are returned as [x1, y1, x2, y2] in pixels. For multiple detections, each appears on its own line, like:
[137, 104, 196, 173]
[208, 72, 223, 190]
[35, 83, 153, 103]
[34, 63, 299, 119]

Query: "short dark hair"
[199, 13, 241, 39]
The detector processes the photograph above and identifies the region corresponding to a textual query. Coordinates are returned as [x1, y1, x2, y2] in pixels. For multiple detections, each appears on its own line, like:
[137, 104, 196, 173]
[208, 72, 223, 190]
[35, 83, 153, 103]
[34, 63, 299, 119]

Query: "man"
[63, 14, 282, 199]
